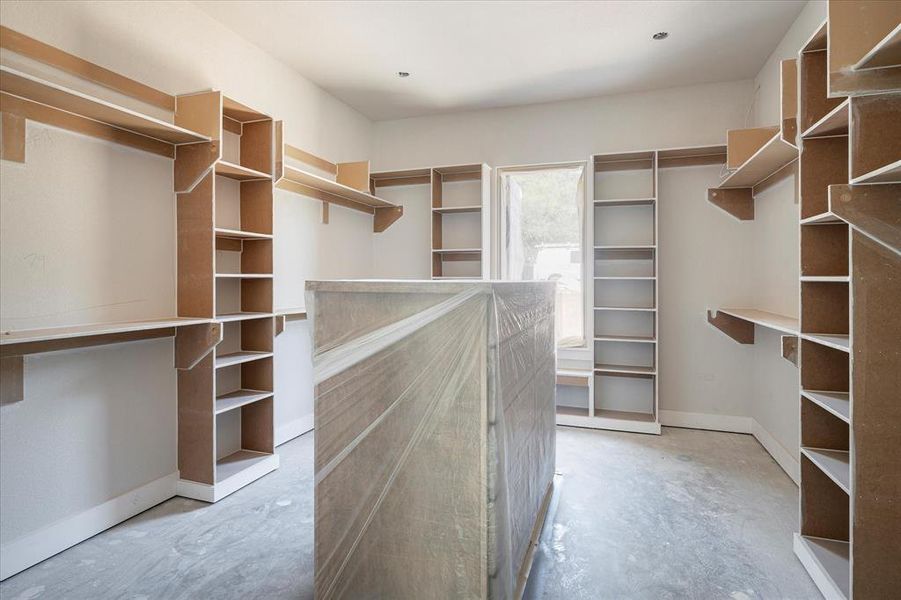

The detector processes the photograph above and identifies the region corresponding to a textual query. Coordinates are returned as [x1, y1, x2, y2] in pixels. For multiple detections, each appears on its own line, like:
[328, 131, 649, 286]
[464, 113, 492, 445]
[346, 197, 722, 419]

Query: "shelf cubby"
[802, 98, 849, 139]
[801, 452, 850, 541]
[800, 339, 849, 393]
[593, 151, 655, 200]
[593, 202, 655, 247]
[594, 309, 655, 339]
[802, 397, 850, 453]
[849, 94, 901, 184]
[593, 372, 656, 417]
[593, 278, 655, 310]
[800, 34, 845, 133]
[593, 247, 655, 278]
[801, 224, 849, 278]
[594, 339, 655, 373]
[800, 281, 849, 337]
[430, 164, 490, 279]
[800, 136, 849, 220]
[801, 390, 850, 423]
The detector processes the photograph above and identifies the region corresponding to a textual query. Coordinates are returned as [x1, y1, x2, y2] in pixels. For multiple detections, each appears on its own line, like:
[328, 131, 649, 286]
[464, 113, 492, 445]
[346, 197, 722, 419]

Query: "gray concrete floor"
[0, 427, 820, 599]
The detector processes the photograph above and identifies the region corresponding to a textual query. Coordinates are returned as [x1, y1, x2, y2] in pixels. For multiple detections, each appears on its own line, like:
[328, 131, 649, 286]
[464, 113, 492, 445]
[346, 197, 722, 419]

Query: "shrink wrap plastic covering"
[306, 280, 556, 599]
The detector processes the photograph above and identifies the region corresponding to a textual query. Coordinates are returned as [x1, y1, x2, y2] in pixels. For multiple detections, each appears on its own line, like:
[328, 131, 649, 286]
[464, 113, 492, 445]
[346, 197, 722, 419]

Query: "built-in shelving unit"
[707, 60, 799, 220]
[370, 163, 491, 280]
[176, 93, 278, 503]
[793, 9, 901, 599]
[274, 123, 403, 233]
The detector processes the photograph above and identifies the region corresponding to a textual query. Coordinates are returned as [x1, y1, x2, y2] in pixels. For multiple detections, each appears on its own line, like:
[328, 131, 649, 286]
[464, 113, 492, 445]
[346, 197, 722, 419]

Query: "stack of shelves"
[176, 94, 278, 503]
[370, 164, 491, 280]
[430, 164, 491, 279]
[558, 151, 661, 434]
[793, 7, 901, 599]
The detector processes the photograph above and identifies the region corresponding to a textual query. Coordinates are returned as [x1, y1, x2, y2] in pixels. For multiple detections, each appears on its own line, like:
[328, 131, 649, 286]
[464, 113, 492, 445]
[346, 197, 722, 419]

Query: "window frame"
[495, 161, 591, 351]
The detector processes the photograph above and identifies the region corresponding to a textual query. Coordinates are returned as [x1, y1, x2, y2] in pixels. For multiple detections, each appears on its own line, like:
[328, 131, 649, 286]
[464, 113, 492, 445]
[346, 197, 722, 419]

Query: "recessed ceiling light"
[397, 71, 410, 78]
[652, 32, 669, 40]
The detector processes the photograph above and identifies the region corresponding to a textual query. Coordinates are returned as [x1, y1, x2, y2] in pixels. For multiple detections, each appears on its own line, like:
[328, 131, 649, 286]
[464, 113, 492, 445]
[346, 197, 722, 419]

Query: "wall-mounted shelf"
[854, 24, 901, 71]
[593, 364, 656, 375]
[717, 131, 798, 189]
[0, 66, 209, 154]
[706, 308, 799, 344]
[214, 228, 272, 240]
[0, 317, 211, 356]
[215, 160, 271, 181]
[802, 99, 850, 139]
[274, 122, 402, 232]
[214, 273, 273, 279]
[215, 312, 272, 322]
[829, 3, 901, 95]
[274, 307, 307, 335]
[432, 205, 482, 214]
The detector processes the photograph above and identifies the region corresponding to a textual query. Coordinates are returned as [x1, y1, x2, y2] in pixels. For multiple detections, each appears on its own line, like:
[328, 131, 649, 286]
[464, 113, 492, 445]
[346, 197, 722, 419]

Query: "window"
[500, 164, 586, 348]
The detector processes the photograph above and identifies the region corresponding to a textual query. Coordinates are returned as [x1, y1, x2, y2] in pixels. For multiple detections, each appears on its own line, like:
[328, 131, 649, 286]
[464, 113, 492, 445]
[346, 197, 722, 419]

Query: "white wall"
[0, 0, 373, 566]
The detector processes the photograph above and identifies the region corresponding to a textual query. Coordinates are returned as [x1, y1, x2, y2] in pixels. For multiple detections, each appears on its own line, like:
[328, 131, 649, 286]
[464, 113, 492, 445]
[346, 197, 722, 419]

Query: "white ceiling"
[194, 0, 806, 121]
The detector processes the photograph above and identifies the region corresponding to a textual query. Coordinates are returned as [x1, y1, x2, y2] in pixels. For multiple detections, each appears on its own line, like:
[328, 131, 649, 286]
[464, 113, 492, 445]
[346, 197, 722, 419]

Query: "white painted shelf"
[801, 99, 850, 139]
[594, 364, 656, 375]
[593, 335, 656, 344]
[0, 66, 210, 145]
[802, 333, 850, 353]
[0, 317, 211, 346]
[794, 534, 850, 600]
[216, 449, 275, 483]
[214, 351, 272, 369]
[801, 447, 850, 494]
[716, 308, 799, 335]
[215, 160, 271, 181]
[215, 312, 272, 323]
[801, 390, 850, 423]
[215, 389, 273, 415]
[214, 228, 272, 240]
[717, 132, 798, 188]
[432, 205, 481, 214]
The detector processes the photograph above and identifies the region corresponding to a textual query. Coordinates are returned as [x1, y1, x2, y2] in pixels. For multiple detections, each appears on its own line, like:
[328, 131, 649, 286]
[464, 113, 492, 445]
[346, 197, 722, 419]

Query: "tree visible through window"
[502, 166, 585, 347]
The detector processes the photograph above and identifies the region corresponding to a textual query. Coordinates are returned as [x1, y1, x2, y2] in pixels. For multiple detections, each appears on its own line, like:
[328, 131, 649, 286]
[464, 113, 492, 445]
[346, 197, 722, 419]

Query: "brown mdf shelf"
[712, 308, 799, 336]
[801, 390, 850, 423]
[801, 276, 850, 283]
[0, 66, 210, 146]
[592, 408, 656, 423]
[214, 228, 272, 240]
[593, 198, 656, 206]
[0, 317, 211, 356]
[555, 405, 590, 418]
[716, 130, 798, 189]
[801, 447, 850, 494]
[593, 276, 655, 280]
[594, 306, 656, 312]
[274, 307, 307, 318]
[594, 364, 656, 375]
[854, 24, 901, 71]
[800, 212, 845, 226]
[850, 159, 901, 185]
[801, 333, 850, 354]
[794, 535, 850, 600]
[432, 205, 481, 214]
[214, 273, 273, 279]
[594, 245, 655, 251]
[556, 370, 592, 387]
[214, 350, 272, 369]
[801, 99, 850, 139]
[593, 150, 655, 171]
[215, 312, 272, 323]
[215, 160, 271, 181]
[215, 449, 274, 484]
[279, 165, 399, 210]
[215, 389, 273, 415]
[593, 335, 655, 344]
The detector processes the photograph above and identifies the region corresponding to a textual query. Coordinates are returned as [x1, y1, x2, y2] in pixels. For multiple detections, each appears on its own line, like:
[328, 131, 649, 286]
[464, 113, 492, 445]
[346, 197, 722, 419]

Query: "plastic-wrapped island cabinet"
[306, 280, 557, 600]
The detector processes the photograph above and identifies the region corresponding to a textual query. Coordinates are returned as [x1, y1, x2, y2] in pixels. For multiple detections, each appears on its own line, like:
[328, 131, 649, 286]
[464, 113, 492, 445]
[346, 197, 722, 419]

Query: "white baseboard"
[659, 410, 799, 485]
[659, 410, 751, 433]
[275, 414, 314, 446]
[751, 418, 800, 485]
[0, 471, 178, 581]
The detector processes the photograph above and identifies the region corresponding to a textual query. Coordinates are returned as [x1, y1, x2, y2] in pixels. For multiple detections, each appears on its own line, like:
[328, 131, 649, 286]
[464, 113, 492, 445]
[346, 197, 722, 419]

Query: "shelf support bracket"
[707, 188, 754, 221]
[321, 201, 330, 225]
[707, 310, 755, 344]
[0, 356, 24, 405]
[781, 335, 799, 367]
[275, 315, 286, 336]
[175, 322, 221, 370]
[374, 205, 404, 233]
[1, 111, 25, 163]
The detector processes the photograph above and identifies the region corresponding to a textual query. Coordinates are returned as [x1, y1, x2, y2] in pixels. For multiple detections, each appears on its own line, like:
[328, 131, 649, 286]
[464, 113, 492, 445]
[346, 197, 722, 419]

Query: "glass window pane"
[502, 166, 585, 347]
